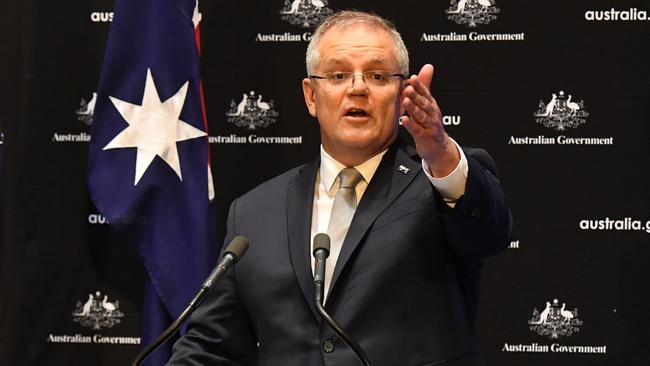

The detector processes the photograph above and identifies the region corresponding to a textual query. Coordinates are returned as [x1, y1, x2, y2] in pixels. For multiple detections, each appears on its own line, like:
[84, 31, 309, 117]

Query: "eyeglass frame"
[308, 71, 406, 87]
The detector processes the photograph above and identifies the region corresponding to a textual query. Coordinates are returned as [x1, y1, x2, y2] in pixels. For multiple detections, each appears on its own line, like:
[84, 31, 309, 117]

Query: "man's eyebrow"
[321, 57, 392, 68]
[366, 57, 392, 65]
[321, 58, 348, 67]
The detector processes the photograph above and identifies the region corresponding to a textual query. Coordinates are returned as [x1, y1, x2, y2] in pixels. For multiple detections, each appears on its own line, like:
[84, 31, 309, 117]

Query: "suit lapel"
[286, 158, 320, 322]
[328, 142, 421, 300]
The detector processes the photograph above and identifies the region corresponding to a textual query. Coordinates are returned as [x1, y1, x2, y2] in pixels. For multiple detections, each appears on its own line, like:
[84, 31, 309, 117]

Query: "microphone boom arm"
[315, 298, 371, 366]
[130, 281, 214, 366]
[312, 233, 371, 366]
[131, 236, 249, 366]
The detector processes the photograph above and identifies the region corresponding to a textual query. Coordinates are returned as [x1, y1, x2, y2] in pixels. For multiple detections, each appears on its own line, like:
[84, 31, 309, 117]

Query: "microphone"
[313, 233, 330, 305]
[312, 233, 371, 366]
[132, 236, 249, 366]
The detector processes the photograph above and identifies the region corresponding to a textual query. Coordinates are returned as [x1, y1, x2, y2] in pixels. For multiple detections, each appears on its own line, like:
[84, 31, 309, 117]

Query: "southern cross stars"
[103, 68, 206, 185]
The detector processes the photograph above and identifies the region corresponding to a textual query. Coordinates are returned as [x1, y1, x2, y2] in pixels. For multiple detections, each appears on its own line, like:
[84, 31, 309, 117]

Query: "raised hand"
[400, 64, 460, 177]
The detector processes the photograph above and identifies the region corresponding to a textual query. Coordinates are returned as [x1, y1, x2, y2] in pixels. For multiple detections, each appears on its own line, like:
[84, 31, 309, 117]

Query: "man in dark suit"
[167, 10, 511, 366]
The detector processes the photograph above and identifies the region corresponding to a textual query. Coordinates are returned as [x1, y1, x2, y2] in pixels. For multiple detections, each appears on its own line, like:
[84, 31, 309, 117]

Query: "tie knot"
[338, 168, 363, 189]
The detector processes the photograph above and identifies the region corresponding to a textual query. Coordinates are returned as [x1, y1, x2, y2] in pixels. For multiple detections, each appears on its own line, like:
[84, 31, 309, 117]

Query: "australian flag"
[88, 0, 216, 364]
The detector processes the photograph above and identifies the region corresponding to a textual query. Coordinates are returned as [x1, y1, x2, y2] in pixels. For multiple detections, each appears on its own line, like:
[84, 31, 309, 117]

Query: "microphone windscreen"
[225, 236, 249, 260]
[312, 233, 331, 256]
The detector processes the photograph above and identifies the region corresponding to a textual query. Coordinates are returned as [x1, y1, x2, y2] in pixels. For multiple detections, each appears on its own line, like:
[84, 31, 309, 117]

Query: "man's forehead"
[319, 22, 392, 43]
[316, 24, 398, 66]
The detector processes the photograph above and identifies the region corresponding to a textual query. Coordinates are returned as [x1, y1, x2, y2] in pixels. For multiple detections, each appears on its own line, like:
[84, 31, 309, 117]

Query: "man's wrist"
[422, 138, 468, 205]
[424, 137, 461, 178]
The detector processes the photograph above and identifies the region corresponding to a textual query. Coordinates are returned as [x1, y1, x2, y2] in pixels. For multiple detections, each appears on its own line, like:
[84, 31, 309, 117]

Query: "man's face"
[302, 24, 402, 166]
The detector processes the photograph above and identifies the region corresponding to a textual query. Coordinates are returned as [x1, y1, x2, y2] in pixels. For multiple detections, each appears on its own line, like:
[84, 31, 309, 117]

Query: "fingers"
[402, 96, 431, 124]
[403, 87, 436, 115]
[402, 85, 441, 127]
[402, 79, 434, 117]
[403, 75, 432, 102]
[400, 64, 452, 165]
[400, 64, 441, 129]
[400, 115, 425, 138]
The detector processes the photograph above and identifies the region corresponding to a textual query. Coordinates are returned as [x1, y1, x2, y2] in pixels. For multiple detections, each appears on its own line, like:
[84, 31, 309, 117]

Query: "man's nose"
[348, 74, 369, 95]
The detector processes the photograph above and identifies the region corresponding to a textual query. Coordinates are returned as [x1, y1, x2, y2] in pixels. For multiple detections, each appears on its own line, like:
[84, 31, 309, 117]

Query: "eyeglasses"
[309, 71, 405, 87]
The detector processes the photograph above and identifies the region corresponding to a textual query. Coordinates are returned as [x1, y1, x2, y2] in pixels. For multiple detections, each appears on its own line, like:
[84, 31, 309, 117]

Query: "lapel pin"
[397, 165, 410, 175]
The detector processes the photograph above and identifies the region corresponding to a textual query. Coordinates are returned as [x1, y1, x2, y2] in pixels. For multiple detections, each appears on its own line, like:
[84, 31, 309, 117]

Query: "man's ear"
[302, 78, 317, 117]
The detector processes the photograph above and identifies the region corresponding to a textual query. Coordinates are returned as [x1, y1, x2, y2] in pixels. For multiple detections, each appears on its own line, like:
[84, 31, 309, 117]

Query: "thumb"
[418, 64, 435, 89]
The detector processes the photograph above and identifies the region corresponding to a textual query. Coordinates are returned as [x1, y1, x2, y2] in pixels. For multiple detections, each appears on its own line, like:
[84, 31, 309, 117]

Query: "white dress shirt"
[310, 139, 469, 300]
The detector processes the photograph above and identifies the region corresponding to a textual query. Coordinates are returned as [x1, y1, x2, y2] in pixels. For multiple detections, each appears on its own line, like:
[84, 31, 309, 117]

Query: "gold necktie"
[324, 167, 363, 300]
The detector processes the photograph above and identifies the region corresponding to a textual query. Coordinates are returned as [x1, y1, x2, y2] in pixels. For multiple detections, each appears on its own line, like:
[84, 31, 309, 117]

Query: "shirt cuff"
[421, 138, 468, 207]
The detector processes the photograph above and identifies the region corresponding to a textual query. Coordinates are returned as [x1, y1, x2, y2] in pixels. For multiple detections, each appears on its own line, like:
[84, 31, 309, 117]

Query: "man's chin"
[338, 135, 378, 150]
[342, 139, 388, 156]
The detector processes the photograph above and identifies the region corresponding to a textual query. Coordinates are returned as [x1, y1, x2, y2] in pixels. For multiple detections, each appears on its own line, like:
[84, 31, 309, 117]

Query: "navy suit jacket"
[168, 133, 512, 366]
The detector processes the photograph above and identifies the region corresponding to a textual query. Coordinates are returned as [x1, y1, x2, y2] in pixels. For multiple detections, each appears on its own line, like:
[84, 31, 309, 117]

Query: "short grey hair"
[305, 11, 409, 76]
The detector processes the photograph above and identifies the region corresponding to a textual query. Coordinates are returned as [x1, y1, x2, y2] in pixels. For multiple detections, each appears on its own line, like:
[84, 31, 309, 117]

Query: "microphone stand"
[131, 287, 208, 366]
[313, 234, 371, 366]
[131, 236, 249, 366]
[314, 301, 371, 366]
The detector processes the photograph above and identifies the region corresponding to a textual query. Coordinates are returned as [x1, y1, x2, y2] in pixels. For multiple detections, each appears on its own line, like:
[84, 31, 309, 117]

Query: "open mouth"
[345, 108, 369, 118]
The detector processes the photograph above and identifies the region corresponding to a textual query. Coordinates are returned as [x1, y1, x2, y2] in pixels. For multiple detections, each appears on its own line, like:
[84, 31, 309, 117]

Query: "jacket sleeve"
[434, 147, 513, 259]
[166, 199, 256, 365]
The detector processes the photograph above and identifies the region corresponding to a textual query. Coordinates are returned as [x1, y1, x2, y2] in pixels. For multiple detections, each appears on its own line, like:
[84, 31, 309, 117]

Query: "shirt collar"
[319, 145, 388, 196]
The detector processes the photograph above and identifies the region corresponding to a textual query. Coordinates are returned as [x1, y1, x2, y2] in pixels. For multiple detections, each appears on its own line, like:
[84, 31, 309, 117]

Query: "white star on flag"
[103, 68, 207, 185]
